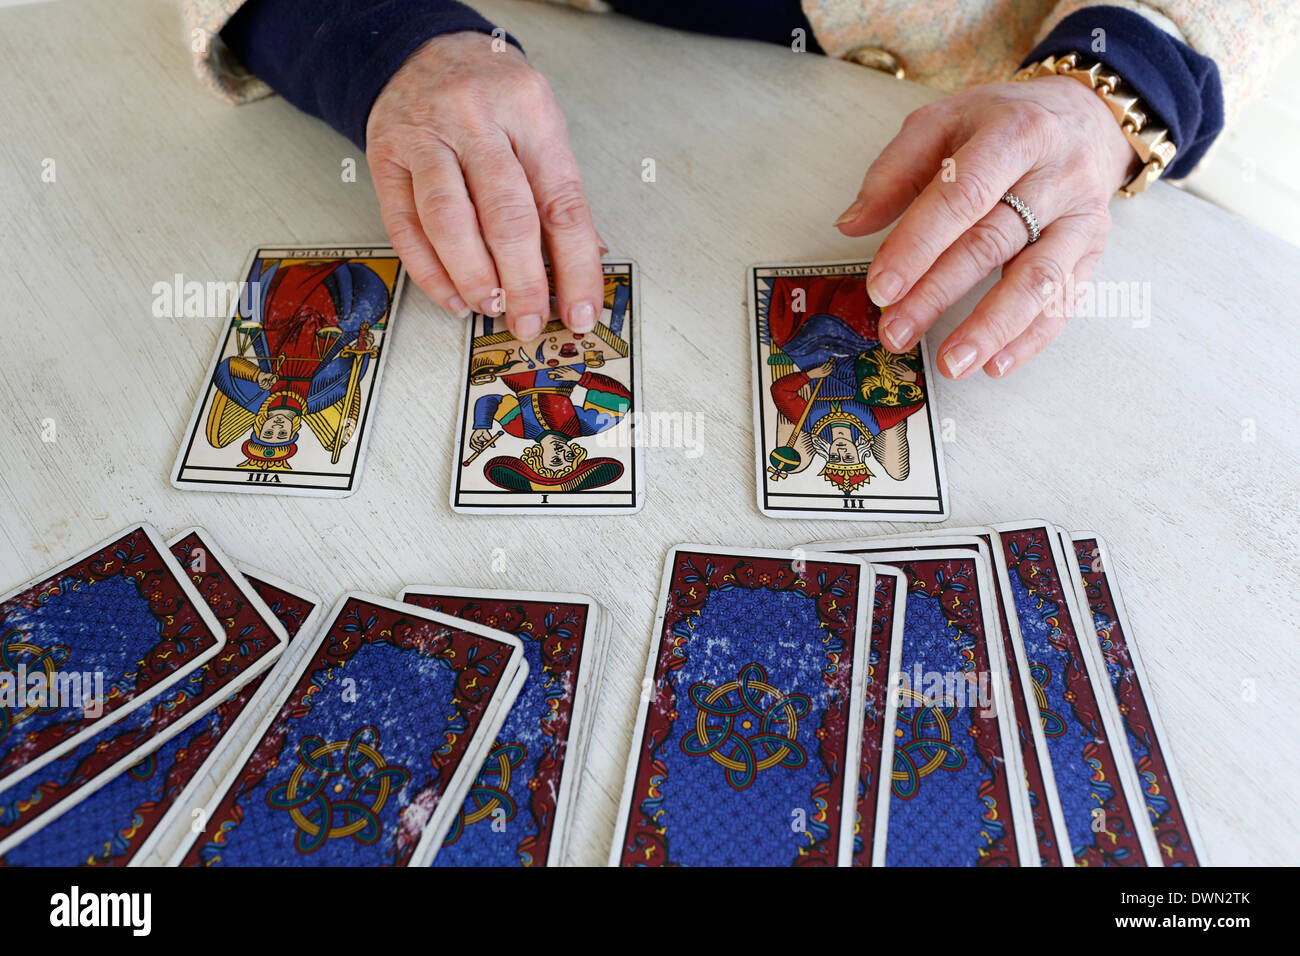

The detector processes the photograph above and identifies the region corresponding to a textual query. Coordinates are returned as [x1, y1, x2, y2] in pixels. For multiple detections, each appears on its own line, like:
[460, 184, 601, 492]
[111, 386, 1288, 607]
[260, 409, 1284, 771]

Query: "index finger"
[866, 125, 1037, 307]
[514, 121, 604, 333]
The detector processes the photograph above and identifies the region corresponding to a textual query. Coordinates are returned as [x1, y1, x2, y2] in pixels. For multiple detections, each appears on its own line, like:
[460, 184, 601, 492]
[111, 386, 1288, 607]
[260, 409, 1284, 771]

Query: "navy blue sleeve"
[220, 0, 522, 150]
[1024, 5, 1223, 179]
[608, 0, 819, 52]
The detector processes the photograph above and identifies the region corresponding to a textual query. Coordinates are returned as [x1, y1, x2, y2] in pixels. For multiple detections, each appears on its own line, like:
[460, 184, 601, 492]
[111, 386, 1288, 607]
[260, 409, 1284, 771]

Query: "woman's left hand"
[835, 76, 1138, 379]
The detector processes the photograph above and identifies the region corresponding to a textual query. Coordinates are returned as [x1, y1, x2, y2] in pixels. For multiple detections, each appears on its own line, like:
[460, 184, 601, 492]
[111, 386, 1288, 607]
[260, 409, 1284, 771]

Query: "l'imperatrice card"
[748, 260, 948, 521]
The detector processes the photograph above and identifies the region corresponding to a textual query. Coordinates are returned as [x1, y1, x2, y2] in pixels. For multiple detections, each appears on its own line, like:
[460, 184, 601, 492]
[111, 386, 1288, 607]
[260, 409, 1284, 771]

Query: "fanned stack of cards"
[0, 528, 609, 867]
[609, 526, 1203, 867]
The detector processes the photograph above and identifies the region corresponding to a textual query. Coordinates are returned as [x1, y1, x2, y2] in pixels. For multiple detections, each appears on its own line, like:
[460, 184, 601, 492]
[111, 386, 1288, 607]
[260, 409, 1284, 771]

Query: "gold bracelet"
[1014, 52, 1177, 198]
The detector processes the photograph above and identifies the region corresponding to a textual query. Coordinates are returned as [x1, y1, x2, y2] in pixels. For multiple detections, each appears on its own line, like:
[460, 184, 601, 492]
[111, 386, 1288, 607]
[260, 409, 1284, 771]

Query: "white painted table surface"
[1, 0, 1297, 867]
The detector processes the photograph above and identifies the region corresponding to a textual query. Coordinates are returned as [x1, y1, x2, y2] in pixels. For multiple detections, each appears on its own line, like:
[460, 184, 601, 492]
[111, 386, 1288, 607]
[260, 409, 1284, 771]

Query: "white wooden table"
[2, 0, 1298, 866]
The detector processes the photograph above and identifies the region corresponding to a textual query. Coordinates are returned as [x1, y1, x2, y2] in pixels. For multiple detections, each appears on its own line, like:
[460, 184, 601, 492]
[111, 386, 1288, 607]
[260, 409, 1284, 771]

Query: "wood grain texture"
[1, 0, 1297, 865]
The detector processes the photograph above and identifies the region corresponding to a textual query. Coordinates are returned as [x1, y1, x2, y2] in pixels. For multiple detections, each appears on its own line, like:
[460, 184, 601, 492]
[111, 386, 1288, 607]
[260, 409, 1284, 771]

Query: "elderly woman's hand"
[366, 32, 604, 341]
[836, 76, 1137, 378]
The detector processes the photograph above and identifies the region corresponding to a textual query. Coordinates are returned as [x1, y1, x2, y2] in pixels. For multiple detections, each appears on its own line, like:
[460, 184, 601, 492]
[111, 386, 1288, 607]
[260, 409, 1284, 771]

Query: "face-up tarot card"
[992, 521, 1161, 866]
[1066, 532, 1203, 865]
[748, 260, 949, 520]
[610, 545, 872, 867]
[0, 546, 302, 865]
[0, 525, 225, 794]
[171, 594, 525, 866]
[171, 245, 406, 496]
[399, 587, 603, 867]
[854, 565, 905, 867]
[451, 261, 643, 514]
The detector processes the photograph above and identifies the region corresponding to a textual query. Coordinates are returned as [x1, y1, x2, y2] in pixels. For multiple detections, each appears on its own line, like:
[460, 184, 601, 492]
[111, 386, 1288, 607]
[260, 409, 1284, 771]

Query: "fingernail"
[884, 317, 915, 351]
[943, 343, 978, 377]
[514, 314, 544, 340]
[868, 271, 902, 307]
[570, 301, 597, 333]
[448, 295, 470, 318]
[990, 352, 1014, 377]
[479, 298, 501, 316]
[834, 199, 864, 226]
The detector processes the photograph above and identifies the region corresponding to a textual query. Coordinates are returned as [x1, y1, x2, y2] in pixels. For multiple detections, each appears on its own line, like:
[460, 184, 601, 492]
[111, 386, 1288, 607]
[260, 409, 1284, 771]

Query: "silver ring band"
[1000, 192, 1040, 243]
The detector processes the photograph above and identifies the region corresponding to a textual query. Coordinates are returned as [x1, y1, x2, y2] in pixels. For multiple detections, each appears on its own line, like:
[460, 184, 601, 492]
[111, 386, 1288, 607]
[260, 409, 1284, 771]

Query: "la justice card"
[451, 261, 643, 514]
[172, 245, 407, 496]
[749, 260, 949, 520]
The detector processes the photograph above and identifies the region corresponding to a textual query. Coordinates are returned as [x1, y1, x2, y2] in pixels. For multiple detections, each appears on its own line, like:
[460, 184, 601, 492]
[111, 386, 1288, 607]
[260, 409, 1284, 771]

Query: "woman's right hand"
[366, 31, 605, 342]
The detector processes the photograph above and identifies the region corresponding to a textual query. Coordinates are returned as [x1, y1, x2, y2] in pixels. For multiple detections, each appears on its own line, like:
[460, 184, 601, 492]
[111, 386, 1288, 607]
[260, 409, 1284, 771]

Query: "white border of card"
[748, 259, 949, 521]
[1063, 530, 1207, 864]
[129, 560, 322, 867]
[171, 244, 407, 497]
[0, 528, 288, 858]
[608, 544, 872, 867]
[868, 565, 907, 867]
[165, 592, 526, 867]
[0, 523, 227, 794]
[396, 585, 604, 868]
[450, 259, 644, 514]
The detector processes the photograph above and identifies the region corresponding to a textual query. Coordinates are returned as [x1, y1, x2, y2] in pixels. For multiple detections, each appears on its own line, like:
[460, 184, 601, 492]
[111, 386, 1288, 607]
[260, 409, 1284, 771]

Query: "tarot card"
[748, 260, 949, 520]
[0, 528, 287, 860]
[818, 528, 1071, 866]
[121, 564, 323, 867]
[171, 245, 407, 496]
[610, 545, 872, 867]
[0, 525, 225, 794]
[1068, 533, 1204, 865]
[855, 565, 905, 867]
[805, 543, 1032, 866]
[992, 520, 1161, 866]
[451, 260, 643, 514]
[171, 594, 526, 866]
[399, 587, 604, 867]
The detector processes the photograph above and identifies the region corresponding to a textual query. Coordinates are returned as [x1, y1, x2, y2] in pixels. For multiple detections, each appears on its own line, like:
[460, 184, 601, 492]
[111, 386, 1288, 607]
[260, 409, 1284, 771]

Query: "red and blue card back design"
[867, 551, 1027, 866]
[612, 546, 870, 867]
[1071, 535, 1201, 866]
[853, 567, 904, 866]
[0, 526, 224, 794]
[994, 523, 1151, 866]
[0, 532, 288, 862]
[177, 594, 523, 866]
[401, 588, 599, 867]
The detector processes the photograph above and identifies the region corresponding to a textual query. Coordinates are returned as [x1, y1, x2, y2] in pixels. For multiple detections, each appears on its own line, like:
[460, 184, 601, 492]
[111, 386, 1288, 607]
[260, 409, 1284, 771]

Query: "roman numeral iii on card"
[749, 260, 949, 520]
[451, 261, 644, 514]
[172, 245, 407, 496]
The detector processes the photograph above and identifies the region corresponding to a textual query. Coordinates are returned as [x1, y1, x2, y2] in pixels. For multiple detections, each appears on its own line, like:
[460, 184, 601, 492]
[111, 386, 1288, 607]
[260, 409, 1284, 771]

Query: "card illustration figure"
[0, 552, 307, 866]
[611, 546, 871, 867]
[172, 245, 406, 496]
[1069, 534, 1203, 866]
[400, 588, 601, 867]
[451, 260, 643, 513]
[993, 521, 1160, 866]
[173, 594, 525, 867]
[749, 260, 948, 520]
[0, 525, 225, 794]
[854, 565, 905, 867]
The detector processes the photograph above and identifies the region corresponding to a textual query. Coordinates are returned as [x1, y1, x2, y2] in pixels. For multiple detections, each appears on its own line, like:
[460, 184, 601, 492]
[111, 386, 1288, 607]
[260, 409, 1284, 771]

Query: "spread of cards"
[0, 247, 1200, 865]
